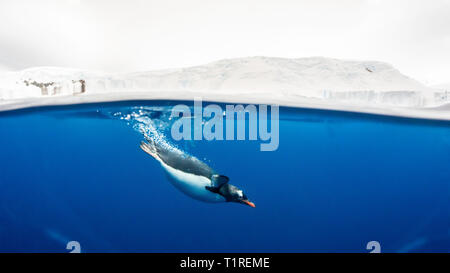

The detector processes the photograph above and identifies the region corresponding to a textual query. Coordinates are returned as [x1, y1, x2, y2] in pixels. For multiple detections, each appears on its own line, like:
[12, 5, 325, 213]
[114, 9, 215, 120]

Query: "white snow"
[0, 56, 449, 120]
[431, 82, 450, 91]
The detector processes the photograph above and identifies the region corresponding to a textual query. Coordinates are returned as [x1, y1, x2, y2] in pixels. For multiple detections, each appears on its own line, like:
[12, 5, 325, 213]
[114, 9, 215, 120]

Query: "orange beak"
[243, 200, 256, 208]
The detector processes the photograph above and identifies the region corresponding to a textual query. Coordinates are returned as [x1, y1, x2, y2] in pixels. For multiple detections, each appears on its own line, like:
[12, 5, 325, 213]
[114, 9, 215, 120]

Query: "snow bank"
[0, 57, 449, 120]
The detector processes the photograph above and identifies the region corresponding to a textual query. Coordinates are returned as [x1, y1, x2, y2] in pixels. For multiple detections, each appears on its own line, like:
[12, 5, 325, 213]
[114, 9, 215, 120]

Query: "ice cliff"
[0, 57, 449, 118]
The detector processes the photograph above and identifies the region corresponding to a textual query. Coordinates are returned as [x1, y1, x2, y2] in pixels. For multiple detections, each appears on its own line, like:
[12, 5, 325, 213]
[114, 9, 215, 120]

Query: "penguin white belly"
[160, 161, 226, 203]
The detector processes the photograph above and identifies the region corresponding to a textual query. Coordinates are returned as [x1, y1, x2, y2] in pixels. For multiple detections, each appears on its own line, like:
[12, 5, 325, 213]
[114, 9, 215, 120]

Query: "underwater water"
[0, 100, 449, 253]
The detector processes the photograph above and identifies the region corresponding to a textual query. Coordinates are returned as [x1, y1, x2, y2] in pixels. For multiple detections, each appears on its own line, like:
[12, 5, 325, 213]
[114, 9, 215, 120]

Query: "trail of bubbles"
[104, 106, 186, 155]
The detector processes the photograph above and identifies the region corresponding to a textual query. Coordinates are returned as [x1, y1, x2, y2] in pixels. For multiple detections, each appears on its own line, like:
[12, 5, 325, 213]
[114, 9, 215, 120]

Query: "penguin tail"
[140, 140, 159, 160]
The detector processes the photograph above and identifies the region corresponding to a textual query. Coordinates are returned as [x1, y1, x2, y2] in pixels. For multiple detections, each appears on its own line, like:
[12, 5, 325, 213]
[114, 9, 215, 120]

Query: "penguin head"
[219, 184, 255, 208]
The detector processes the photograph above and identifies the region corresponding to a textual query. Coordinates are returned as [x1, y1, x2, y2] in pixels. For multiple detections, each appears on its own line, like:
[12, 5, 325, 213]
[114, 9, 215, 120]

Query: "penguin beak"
[242, 200, 256, 208]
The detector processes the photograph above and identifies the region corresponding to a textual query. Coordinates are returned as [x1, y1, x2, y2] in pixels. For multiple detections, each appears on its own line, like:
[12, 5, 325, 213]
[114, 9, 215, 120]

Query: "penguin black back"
[142, 138, 214, 179]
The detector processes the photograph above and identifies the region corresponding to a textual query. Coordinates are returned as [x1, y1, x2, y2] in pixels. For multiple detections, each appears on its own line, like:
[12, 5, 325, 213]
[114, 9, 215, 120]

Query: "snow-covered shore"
[1, 57, 449, 120]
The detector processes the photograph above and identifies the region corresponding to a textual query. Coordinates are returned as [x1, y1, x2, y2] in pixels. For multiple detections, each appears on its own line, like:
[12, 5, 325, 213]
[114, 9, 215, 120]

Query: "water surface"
[0, 101, 449, 252]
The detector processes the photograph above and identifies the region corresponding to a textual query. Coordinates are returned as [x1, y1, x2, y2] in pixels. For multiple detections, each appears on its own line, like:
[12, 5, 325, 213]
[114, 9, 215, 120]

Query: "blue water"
[0, 101, 449, 253]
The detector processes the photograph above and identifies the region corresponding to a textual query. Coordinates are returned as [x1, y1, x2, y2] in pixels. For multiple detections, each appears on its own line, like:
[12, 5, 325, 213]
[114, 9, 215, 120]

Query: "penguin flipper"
[205, 186, 220, 194]
[205, 175, 229, 193]
[211, 174, 229, 188]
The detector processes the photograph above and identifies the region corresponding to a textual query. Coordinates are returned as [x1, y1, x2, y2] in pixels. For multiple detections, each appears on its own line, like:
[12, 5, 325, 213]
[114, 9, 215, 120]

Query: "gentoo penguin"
[140, 138, 255, 208]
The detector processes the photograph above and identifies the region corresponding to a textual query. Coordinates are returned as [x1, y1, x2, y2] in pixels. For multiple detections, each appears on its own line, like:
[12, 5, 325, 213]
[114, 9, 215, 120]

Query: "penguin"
[140, 138, 255, 208]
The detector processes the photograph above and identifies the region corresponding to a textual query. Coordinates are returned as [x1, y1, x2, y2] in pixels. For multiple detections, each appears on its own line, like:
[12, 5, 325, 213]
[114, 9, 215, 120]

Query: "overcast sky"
[0, 0, 449, 85]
